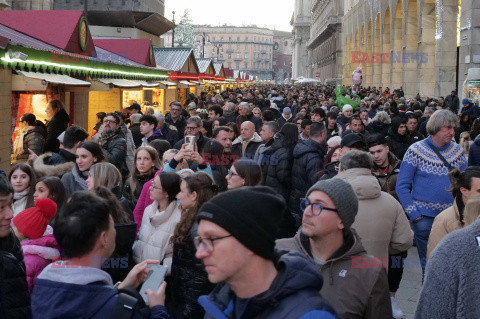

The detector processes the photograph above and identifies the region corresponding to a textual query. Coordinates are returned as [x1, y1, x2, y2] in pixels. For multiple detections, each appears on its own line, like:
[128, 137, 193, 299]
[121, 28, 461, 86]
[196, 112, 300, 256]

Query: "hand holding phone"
[140, 265, 167, 303]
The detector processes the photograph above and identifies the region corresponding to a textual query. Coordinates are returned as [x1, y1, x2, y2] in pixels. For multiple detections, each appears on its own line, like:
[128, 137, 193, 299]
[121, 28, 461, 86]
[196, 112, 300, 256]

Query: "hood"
[33, 153, 75, 177]
[33, 262, 116, 318]
[232, 132, 262, 145]
[475, 134, 480, 146]
[388, 117, 408, 140]
[335, 168, 381, 200]
[22, 234, 60, 261]
[293, 139, 325, 159]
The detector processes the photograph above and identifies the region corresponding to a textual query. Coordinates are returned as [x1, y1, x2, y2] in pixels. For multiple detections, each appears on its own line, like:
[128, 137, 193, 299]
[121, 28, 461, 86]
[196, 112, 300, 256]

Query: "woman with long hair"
[34, 176, 66, 223]
[133, 172, 181, 273]
[124, 146, 161, 208]
[87, 162, 133, 222]
[427, 166, 480, 258]
[61, 141, 106, 198]
[169, 172, 217, 319]
[9, 163, 36, 216]
[225, 158, 262, 190]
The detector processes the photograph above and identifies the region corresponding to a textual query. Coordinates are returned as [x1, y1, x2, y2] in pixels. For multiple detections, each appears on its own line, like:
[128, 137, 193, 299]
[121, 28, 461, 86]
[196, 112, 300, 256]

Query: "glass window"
[236, 53, 240, 59]
[245, 44, 248, 50]
[244, 53, 248, 59]
[244, 62, 248, 69]
[284, 41, 288, 46]
[228, 53, 232, 59]
[236, 62, 240, 69]
[236, 44, 240, 50]
[237, 36, 240, 41]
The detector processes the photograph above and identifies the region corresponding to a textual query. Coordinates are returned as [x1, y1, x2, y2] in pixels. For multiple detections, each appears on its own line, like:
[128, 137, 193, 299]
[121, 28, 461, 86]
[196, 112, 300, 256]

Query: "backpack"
[112, 287, 151, 319]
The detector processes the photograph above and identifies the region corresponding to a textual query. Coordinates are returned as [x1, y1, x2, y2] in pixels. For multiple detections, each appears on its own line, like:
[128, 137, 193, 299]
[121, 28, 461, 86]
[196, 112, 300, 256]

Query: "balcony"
[234, 57, 243, 61]
[226, 48, 234, 53]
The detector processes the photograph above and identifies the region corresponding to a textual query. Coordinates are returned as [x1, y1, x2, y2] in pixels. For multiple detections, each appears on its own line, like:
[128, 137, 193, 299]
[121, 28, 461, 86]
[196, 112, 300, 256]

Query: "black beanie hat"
[197, 186, 286, 261]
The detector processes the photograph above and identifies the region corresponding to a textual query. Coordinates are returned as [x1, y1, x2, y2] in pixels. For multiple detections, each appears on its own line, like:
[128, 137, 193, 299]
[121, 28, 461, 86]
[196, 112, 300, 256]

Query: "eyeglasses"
[103, 119, 117, 124]
[186, 126, 199, 131]
[194, 235, 233, 253]
[227, 169, 239, 178]
[150, 183, 162, 191]
[171, 108, 181, 112]
[300, 198, 338, 216]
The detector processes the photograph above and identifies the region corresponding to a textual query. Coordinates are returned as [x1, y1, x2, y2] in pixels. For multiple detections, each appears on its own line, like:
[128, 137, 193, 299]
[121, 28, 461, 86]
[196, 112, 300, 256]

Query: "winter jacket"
[124, 170, 157, 209]
[132, 201, 181, 274]
[165, 114, 187, 139]
[371, 152, 401, 200]
[336, 114, 350, 130]
[223, 110, 236, 123]
[276, 114, 293, 128]
[246, 112, 263, 131]
[385, 126, 411, 160]
[415, 217, 480, 319]
[460, 103, 480, 120]
[13, 126, 46, 163]
[468, 134, 480, 166]
[426, 199, 463, 259]
[33, 152, 75, 178]
[160, 123, 180, 147]
[122, 124, 136, 174]
[326, 123, 343, 140]
[44, 108, 70, 153]
[199, 251, 337, 319]
[103, 222, 137, 283]
[230, 133, 263, 159]
[169, 227, 215, 319]
[445, 94, 460, 114]
[173, 133, 211, 153]
[276, 229, 392, 319]
[335, 168, 413, 260]
[100, 129, 128, 175]
[290, 139, 326, 219]
[32, 261, 169, 319]
[319, 161, 339, 181]
[22, 234, 60, 293]
[61, 165, 88, 198]
[142, 129, 164, 146]
[130, 123, 143, 148]
[366, 121, 390, 137]
[0, 231, 31, 319]
[111, 185, 134, 223]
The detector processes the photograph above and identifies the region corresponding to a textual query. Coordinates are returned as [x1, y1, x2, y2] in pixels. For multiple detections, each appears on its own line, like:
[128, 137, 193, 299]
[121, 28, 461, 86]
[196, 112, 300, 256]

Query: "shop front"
[463, 68, 480, 103]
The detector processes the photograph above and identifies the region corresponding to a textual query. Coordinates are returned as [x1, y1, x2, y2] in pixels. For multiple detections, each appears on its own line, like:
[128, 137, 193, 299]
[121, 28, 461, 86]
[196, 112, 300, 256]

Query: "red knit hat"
[13, 198, 57, 239]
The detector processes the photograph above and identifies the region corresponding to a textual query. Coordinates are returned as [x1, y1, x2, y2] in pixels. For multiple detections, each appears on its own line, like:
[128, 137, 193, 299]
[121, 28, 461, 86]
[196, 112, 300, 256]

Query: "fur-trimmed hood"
[33, 153, 75, 178]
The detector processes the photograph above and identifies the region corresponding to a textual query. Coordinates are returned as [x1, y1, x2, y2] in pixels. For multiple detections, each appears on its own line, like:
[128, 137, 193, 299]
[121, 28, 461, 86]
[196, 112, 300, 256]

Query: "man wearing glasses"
[277, 178, 392, 319]
[194, 187, 336, 319]
[173, 116, 211, 152]
[165, 101, 187, 139]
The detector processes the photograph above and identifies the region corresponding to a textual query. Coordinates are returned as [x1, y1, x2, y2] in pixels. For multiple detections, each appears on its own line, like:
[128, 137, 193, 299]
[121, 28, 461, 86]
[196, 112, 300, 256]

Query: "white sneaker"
[391, 296, 404, 319]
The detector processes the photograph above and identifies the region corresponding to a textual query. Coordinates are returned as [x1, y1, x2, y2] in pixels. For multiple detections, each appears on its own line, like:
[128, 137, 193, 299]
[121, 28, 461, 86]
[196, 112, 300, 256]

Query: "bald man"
[231, 121, 263, 159]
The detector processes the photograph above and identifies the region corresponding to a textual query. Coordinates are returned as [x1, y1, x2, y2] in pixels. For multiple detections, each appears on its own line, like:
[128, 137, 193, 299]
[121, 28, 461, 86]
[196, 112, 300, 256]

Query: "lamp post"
[212, 43, 223, 62]
[171, 11, 175, 47]
[200, 32, 208, 58]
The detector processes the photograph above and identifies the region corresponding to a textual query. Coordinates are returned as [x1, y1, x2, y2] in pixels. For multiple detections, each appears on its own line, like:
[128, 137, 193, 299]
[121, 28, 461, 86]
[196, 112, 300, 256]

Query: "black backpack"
[112, 287, 151, 319]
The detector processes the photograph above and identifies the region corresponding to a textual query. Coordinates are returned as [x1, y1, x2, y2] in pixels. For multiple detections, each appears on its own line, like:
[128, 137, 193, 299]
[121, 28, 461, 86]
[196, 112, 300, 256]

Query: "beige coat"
[335, 168, 413, 260]
[427, 201, 462, 259]
[132, 200, 181, 274]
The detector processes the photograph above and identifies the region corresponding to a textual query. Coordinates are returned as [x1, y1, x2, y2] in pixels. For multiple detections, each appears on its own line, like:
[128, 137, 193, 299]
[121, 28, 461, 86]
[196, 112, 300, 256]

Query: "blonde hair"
[459, 131, 472, 154]
[464, 197, 480, 226]
[89, 163, 122, 189]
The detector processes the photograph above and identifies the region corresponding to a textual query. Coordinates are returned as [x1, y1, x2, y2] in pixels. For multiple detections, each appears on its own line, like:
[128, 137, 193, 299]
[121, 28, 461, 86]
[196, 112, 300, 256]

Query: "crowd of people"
[2, 85, 480, 318]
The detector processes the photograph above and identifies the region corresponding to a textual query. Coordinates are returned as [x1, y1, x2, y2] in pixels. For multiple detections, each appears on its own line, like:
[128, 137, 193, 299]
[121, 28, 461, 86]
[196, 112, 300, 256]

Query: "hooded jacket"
[335, 168, 413, 259]
[385, 119, 411, 160]
[290, 139, 326, 218]
[276, 230, 392, 319]
[22, 234, 60, 293]
[32, 261, 169, 319]
[0, 231, 31, 319]
[468, 134, 480, 166]
[371, 152, 401, 200]
[33, 152, 75, 178]
[13, 126, 46, 163]
[44, 108, 70, 153]
[231, 133, 263, 159]
[199, 251, 336, 319]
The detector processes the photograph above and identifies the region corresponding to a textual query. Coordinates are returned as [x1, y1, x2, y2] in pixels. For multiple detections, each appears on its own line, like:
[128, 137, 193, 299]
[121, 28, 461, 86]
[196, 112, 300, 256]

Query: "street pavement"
[395, 246, 422, 319]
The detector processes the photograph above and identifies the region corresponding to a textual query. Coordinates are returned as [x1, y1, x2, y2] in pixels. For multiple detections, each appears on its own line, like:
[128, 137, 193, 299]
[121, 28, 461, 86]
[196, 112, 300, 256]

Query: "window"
[245, 44, 248, 50]
[236, 53, 240, 59]
[244, 53, 248, 59]
[236, 44, 240, 50]
[236, 62, 240, 69]
[228, 63, 231, 68]
[237, 36, 240, 41]
[284, 41, 288, 47]
[244, 62, 248, 69]
[220, 53, 224, 59]
[245, 36, 248, 41]
[229, 36, 232, 41]
[228, 53, 232, 59]
[220, 36, 224, 41]
[254, 36, 256, 41]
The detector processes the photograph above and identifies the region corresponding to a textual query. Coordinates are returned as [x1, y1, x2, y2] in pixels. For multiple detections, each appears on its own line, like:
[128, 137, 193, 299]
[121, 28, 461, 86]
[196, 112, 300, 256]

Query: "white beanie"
[343, 104, 353, 112]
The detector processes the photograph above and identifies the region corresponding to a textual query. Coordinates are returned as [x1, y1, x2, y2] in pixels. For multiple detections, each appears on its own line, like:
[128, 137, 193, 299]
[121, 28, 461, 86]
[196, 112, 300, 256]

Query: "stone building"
[307, 0, 344, 85]
[273, 30, 293, 81]
[291, 0, 312, 79]
[341, 0, 479, 99]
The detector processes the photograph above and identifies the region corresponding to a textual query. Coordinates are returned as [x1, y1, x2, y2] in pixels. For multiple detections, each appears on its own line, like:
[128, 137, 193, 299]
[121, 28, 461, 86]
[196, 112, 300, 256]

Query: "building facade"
[307, 0, 344, 85]
[341, 0, 479, 99]
[291, 0, 312, 78]
[273, 30, 293, 82]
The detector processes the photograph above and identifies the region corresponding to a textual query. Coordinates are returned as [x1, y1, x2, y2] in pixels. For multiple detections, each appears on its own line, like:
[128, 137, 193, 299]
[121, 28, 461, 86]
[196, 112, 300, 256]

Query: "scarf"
[71, 165, 89, 190]
[13, 188, 29, 216]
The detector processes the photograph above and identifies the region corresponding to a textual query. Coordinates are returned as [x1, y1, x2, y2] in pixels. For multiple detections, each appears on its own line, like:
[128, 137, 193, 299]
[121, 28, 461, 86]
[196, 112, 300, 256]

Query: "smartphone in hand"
[139, 265, 167, 303]
[185, 136, 195, 151]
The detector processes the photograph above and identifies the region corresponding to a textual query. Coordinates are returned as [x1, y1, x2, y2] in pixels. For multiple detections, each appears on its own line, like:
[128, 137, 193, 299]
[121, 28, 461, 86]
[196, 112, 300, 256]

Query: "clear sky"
[165, 0, 294, 32]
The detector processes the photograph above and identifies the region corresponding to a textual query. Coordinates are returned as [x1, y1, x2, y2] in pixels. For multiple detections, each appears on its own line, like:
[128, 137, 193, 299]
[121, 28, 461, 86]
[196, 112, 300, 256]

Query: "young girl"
[12, 198, 59, 293]
[9, 163, 36, 216]
[34, 177, 66, 222]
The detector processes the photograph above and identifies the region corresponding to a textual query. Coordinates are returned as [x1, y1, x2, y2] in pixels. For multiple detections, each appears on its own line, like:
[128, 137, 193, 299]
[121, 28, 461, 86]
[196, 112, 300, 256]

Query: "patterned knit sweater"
[396, 136, 467, 221]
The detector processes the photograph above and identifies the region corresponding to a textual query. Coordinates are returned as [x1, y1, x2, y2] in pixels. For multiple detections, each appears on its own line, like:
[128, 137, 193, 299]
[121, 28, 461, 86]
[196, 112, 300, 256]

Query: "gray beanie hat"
[306, 178, 358, 231]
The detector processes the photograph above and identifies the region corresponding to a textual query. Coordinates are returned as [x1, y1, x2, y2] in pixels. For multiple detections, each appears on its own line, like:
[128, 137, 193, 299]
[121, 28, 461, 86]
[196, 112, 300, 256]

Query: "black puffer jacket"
[290, 139, 326, 220]
[100, 129, 128, 176]
[385, 119, 412, 160]
[129, 123, 142, 148]
[13, 126, 46, 163]
[199, 250, 336, 319]
[44, 108, 70, 153]
[169, 227, 215, 319]
[0, 231, 31, 319]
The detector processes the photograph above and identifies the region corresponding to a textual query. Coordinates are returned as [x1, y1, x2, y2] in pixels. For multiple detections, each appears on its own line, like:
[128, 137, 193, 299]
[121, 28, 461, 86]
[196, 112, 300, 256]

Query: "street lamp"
[199, 32, 209, 58]
[171, 11, 175, 47]
[212, 43, 223, 62]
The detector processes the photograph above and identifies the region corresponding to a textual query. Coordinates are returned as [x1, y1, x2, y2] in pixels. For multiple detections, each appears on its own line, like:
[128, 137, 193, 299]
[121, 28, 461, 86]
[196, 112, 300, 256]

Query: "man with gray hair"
[223, 101, 237, 123]
[255, 121, 280, 167]
[239, 101, 262, 131]
[397, 109, 467, 278]
[154, 112, 179, 147]
[173, 116, 210, 152]
[336, 150, 413, 318]
[129, 113, 143, 148]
